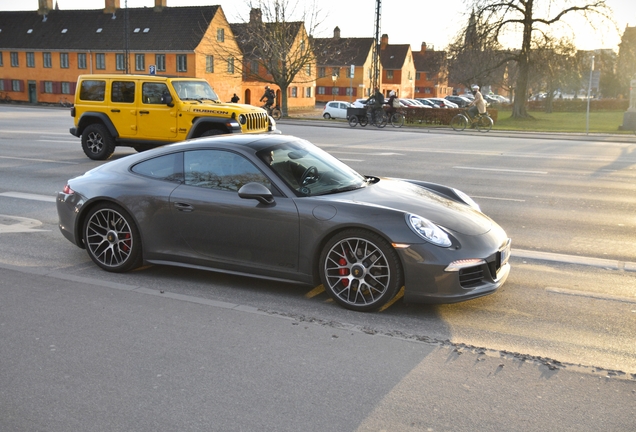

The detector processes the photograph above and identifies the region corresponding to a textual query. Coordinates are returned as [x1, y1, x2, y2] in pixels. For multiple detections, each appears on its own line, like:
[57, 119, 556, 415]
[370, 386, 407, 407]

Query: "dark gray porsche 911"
[57, 134, 511, 312]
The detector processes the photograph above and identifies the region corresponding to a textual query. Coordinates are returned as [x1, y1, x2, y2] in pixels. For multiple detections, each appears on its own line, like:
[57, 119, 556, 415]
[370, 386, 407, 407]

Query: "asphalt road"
[0, 105, 635, 431]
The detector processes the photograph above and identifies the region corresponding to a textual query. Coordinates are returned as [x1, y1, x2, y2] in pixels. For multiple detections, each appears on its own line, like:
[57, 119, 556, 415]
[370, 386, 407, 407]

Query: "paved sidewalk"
[283, 108, 636, 144]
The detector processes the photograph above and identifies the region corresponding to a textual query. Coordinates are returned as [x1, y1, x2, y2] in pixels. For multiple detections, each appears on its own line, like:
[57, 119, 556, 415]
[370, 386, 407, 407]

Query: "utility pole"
[124, 0, 130, 73]
[371, 0, 381, 94]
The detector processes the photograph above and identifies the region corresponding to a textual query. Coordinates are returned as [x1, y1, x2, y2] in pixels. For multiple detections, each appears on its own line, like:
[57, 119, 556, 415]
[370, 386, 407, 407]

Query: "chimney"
[380, 34, 388, 50]
[334, 26, 340, 39]
[154, 0, 167, 11]
[38, 0, 53, 15]
[250, 8, 262, 24]
[421, 42, 427, 53]
[104, 0, 120, 14]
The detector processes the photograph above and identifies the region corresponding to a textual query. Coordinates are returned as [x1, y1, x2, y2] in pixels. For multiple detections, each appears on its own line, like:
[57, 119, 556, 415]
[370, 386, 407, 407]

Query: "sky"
[1, 0, 634, 52]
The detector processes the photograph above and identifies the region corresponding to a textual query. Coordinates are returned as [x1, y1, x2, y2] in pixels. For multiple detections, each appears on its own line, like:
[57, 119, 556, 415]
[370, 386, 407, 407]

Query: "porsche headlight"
[453, 188, 480, 212]
[406, 214, 451, 247]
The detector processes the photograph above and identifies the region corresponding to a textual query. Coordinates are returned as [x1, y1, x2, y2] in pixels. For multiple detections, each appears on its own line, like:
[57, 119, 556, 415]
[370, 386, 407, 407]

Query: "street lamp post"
[332, 74, 337, 101]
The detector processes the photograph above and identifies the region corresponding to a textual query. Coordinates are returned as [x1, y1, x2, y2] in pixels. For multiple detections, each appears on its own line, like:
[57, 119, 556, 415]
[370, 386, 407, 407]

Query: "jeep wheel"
[82, 124, 115, 160]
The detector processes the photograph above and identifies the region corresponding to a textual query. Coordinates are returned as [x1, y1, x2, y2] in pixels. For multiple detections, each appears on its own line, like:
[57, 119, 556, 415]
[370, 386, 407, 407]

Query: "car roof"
[163, 133, 302, 153]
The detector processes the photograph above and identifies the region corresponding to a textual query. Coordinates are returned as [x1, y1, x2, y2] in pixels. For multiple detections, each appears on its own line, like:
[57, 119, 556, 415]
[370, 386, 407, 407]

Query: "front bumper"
[398, 237, 511, 304]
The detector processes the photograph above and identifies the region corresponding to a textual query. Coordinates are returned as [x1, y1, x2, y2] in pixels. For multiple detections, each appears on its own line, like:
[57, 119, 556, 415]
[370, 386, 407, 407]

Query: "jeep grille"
[244, 112, 269, 132]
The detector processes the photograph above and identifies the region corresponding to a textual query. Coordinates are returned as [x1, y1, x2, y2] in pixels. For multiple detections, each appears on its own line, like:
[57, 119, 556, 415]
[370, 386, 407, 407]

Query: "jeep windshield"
[172, 81, 219, 103]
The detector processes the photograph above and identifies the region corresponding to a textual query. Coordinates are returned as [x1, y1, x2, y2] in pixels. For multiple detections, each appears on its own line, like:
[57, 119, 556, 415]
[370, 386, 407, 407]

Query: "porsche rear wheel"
[83, 203, 142, 272]
[320, 229, 402, 312]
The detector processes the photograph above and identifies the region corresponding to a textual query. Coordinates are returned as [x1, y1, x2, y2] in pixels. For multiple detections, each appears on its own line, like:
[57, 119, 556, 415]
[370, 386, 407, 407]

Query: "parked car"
[445, 95, 471, 107]
[400, 98, 430, 108]
[351, 97, 389, 108]
[322, 101, 352, 119]
[416, 98, 441, 109]
[426, 97, 458, 109]
[57, 134, 511, 312]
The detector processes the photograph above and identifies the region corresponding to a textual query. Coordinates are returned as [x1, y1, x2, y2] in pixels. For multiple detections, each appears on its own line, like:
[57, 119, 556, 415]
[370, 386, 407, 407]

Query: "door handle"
[174, 202, 194, 212]
[111, 109, 120, 113]
[139, 110, 150, 115]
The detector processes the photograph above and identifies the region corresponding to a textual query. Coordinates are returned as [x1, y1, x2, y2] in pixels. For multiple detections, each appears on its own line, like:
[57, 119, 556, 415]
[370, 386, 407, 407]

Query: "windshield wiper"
[319, 184, 364, 196]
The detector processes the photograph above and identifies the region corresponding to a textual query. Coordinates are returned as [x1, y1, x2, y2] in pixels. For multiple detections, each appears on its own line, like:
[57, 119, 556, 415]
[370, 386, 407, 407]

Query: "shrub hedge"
[404, 108, 498, 125]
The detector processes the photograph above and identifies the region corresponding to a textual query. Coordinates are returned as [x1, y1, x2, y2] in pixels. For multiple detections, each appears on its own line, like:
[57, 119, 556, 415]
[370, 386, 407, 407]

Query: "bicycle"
[366, 106, 387, 128]
[450, 109, 493, 132]
[262, 103, 282, 121]
[388, 110, 404, 128]
[59, 97, 72, 108]
[0, 92, 11, 103]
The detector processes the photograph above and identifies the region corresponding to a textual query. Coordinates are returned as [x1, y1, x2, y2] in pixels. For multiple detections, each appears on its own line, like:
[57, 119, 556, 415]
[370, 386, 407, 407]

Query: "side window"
[79, 80, 105, 101]
[111, 81, 135, 103]
[131, 152, 183, 182]
[184, 150, 272, 192]
[142, 82, 169, 104]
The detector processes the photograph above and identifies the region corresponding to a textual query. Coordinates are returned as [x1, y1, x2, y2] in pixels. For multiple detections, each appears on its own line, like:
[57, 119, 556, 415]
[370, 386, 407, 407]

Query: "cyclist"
[365, 87, 385, 123]
[386, 90, 398, 117]
[260, 86, 276, 111]
[467, 84, 486, 120]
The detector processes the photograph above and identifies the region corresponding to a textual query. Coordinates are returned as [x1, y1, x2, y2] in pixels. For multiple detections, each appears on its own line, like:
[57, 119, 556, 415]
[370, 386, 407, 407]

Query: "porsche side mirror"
[238, 182, 275, 205]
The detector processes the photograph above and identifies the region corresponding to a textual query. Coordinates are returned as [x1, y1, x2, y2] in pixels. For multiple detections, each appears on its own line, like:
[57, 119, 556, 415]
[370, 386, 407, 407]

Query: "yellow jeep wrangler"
[70, 74, 277, 160]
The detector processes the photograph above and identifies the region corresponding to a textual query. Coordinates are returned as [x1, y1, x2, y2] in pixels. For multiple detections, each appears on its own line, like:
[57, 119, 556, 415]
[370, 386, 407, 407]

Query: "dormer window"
[96, 28, 103, 33]
[134, 28, 140, 33]
[143, 28, 150, 33]
[27, 29, 33, 34]
[61, 29, 68, 34]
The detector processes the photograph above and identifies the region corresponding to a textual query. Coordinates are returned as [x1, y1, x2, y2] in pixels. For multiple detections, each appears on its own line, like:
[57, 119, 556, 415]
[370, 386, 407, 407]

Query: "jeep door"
[109, 80, 137, 138]
[138, 82, 177, 139]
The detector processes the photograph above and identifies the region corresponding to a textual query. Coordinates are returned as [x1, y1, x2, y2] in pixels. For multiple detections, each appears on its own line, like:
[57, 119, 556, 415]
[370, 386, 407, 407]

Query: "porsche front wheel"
[320, 229, 402, 312]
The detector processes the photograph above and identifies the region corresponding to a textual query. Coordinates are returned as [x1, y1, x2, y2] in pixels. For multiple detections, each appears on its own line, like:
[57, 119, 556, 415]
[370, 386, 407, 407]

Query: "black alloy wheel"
[320, 229, 403, 312]
[83, 203, 142, 273]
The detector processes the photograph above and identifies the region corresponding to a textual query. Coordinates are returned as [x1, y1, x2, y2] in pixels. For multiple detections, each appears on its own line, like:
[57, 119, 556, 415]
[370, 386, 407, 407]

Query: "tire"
[375, 112, 387, 128]
[271, 108, 282, 121]
[348, 116, 358, 127]
[323, 113, 332, 119]
[390, 113, 404, 128]
[81, 124, 115, 160]
[450, 114, 468, 131]
[359, 116, 368, 127]
[319, 229, 403, 312]
[476, 115, 493, 132]
[83, 203, 142, 273]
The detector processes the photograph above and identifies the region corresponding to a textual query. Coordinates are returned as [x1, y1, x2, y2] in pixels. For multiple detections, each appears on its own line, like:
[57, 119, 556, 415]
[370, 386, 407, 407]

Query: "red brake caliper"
[121, 233, 131, 252]
[339, 258, 349, 287]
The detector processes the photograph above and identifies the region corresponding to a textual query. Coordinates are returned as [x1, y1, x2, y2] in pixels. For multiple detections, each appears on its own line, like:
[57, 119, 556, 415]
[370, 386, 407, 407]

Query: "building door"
[244, 89, 251, 105]
[28, 82, 37, 103]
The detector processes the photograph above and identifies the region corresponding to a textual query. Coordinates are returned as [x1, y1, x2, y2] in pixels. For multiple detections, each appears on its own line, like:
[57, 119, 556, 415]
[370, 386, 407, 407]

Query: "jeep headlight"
[238, 114, 247, 125]
[406, 214, 451, 247]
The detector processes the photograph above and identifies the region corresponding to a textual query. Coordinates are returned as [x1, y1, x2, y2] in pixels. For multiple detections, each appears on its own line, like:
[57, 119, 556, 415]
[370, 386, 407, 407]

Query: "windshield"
[171, 80, 219, 102]
[257, 139, 368, 197]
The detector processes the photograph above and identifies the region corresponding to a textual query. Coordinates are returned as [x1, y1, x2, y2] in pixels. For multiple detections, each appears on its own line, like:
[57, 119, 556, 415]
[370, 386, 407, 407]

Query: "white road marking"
[513, 248, 636, 272]
[472, 195, 526, 202]
[0, 215, 50, 233]
[0, 155, 77, 164]
[0, 130, 69, 135]
[546, 287, 636, 304]
[0, 192, 57, 202]
[454, 166, 548, 174]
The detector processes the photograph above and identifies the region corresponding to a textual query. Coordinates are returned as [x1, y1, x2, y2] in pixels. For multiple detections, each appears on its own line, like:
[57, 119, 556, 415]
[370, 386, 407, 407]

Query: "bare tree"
[213, 0, 327, 116]
[529, 36, 579, 112]
[448, 10, 512, 92]
[470, 0, 611, 118]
